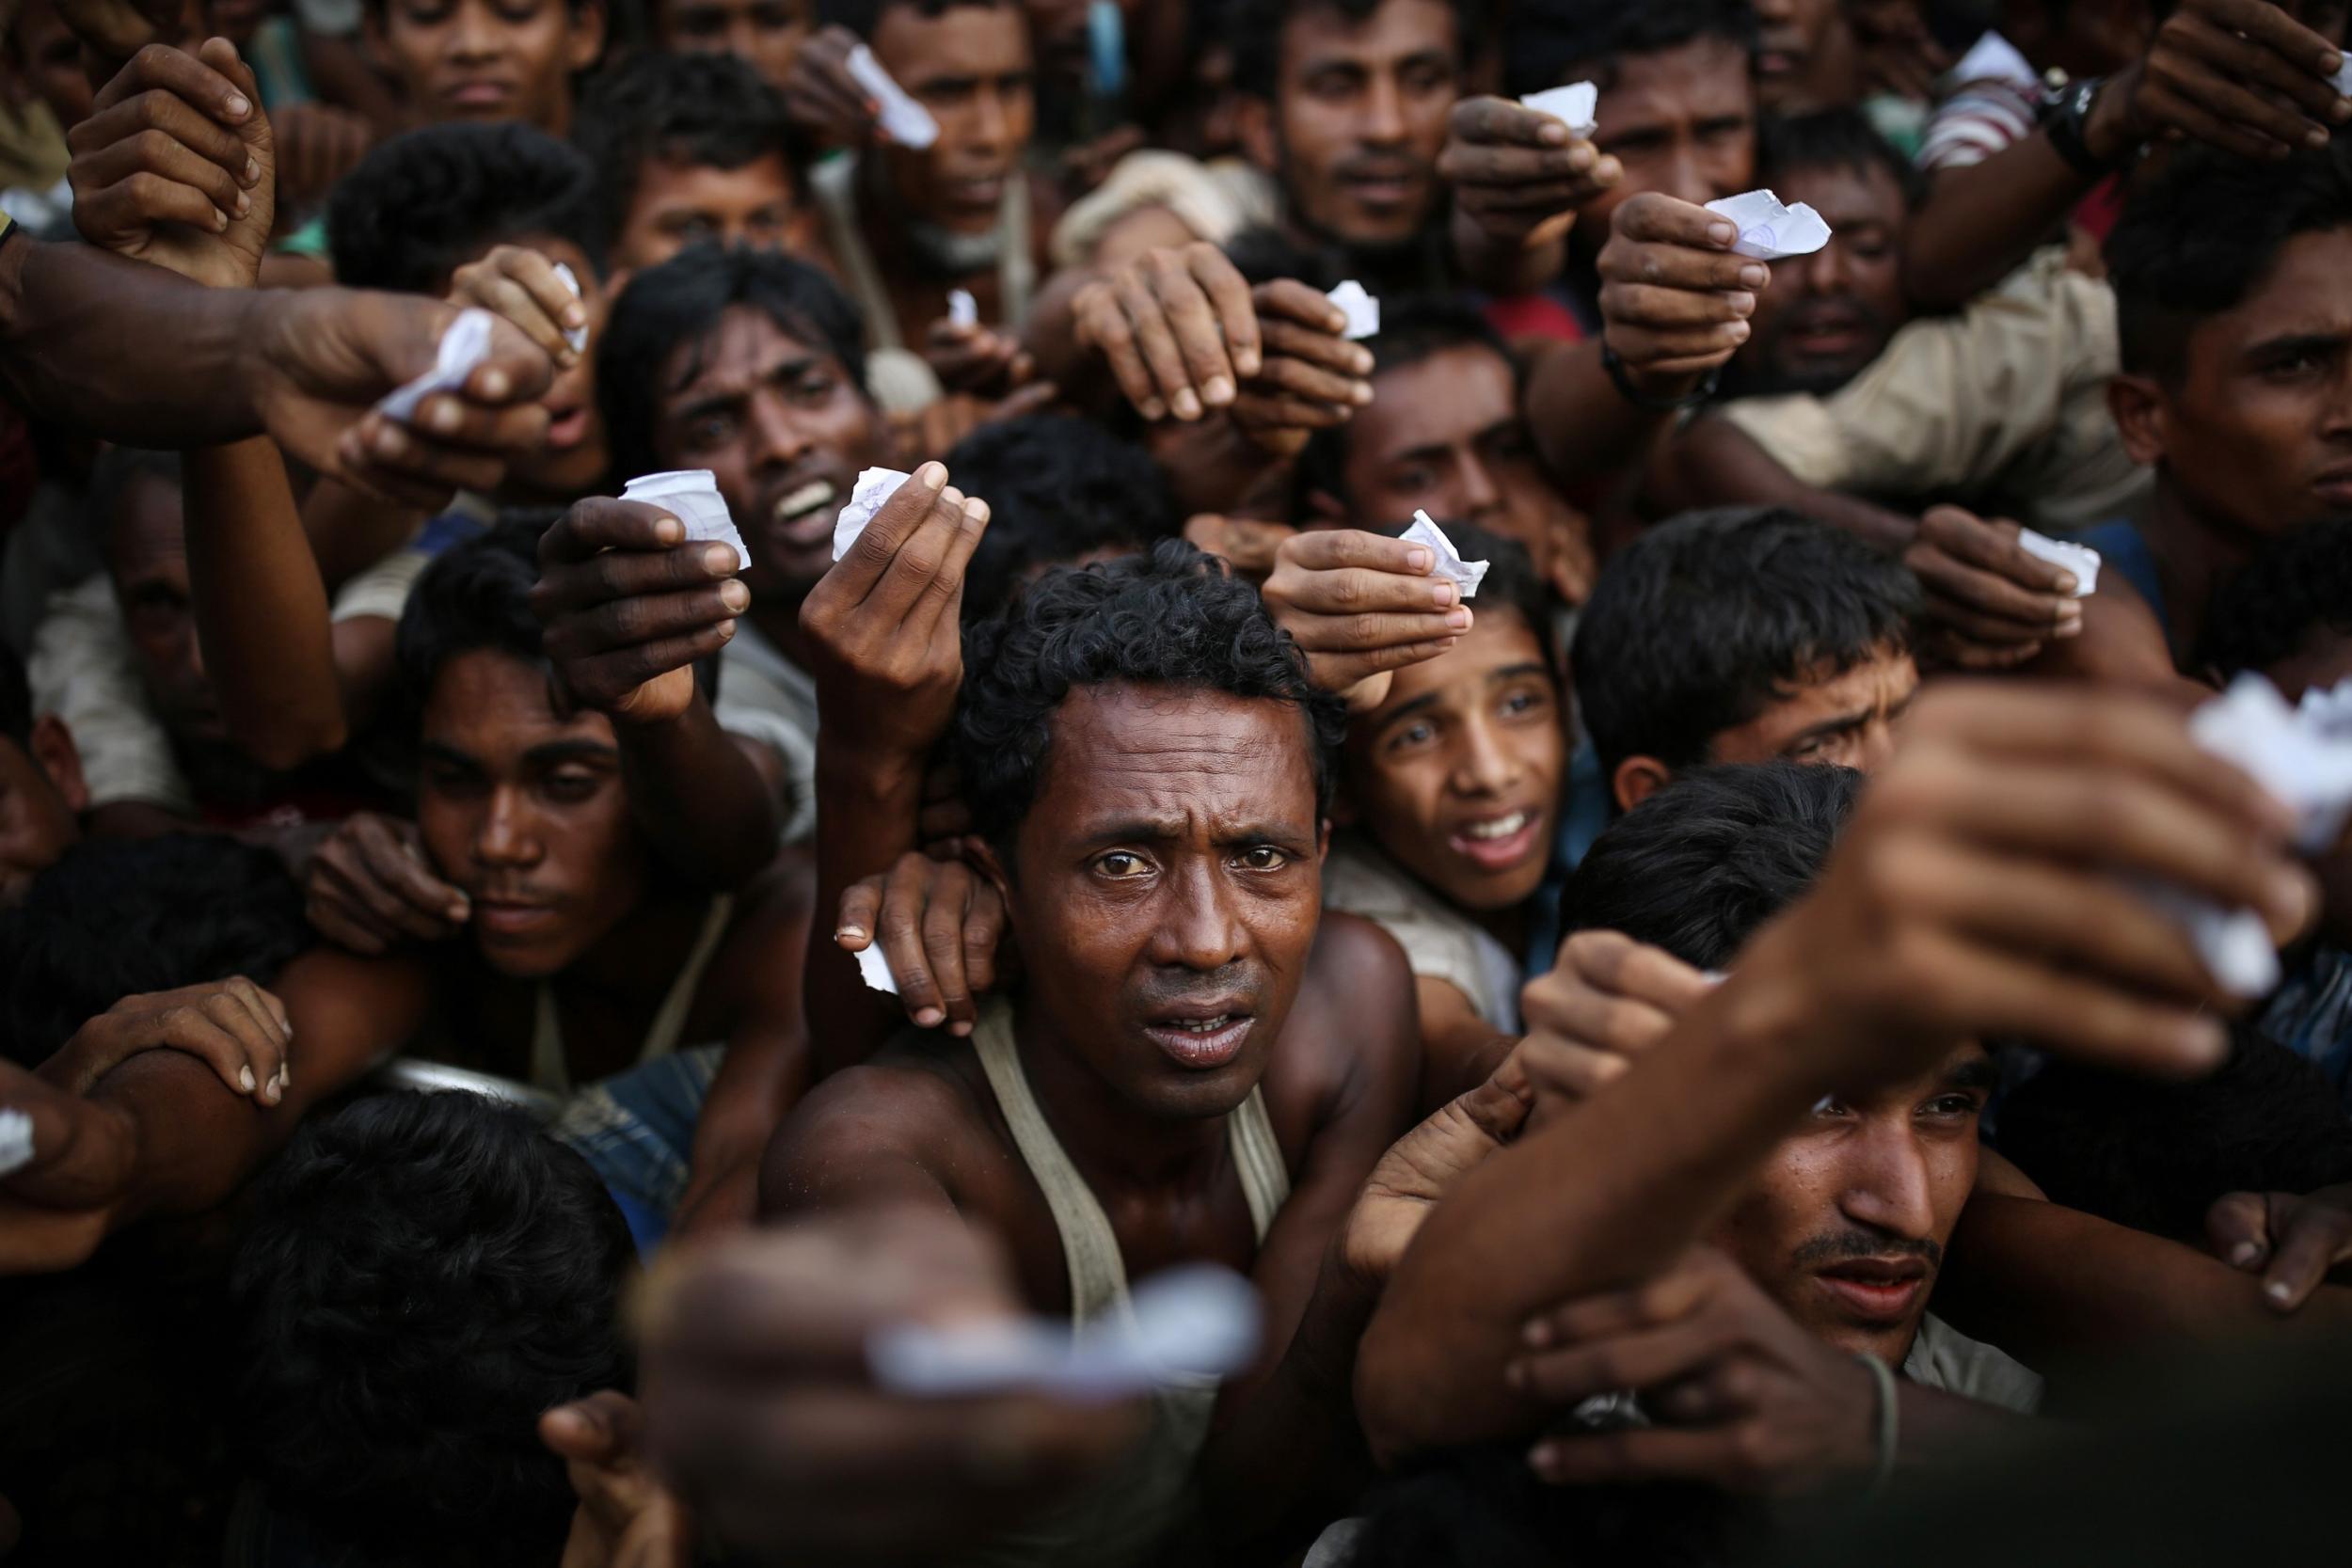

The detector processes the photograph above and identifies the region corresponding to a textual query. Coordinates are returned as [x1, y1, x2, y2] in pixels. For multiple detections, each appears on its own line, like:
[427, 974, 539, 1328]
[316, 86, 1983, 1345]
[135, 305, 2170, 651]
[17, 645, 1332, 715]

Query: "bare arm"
[1652, 414, 1916, 552]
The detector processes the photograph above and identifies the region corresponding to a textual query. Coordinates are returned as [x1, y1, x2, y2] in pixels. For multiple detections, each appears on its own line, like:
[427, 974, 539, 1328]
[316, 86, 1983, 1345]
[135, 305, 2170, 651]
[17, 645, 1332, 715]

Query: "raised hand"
[834, 851, 1008, 1037]
[532, 498, 747, 725]
[1072, 241, 1263, 423]
[2207, 1183, 2352, 1312]
[1441, 95, 1620, 256]
[451, 243, 594, 373]
[1261, 528, 1470, 709]
[1516, 930, 1714, 1110]
[37, 978, 293, 1105]
[1597, 193, 1771, 399]
[1226, 280, 1375, 458]
[1902, 505, 2080, 671]
[2086, 0, 2352, 164]
[299, 810, 471, 955]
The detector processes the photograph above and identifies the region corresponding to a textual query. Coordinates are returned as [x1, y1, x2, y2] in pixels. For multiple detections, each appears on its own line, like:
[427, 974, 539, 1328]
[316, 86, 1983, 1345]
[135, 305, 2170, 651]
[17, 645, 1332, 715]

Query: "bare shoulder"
[1298, 911, 1419, 1054]
[757, 1039, 1001, 1217]
[1262, 911, 1422, 1158]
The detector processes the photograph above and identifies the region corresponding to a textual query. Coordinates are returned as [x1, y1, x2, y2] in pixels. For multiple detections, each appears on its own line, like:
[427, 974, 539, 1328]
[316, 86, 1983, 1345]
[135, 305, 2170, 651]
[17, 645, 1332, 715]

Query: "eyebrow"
[1080, 816, 1313, 848]
[1782, 704, 1874, 749]
[669, 354, 819, 421]
[525, 740, 622, 767]
[1941, 1056, 1999, 1094]
[2244, 330, 2352, 364]
[1374, 661, 1549, 736]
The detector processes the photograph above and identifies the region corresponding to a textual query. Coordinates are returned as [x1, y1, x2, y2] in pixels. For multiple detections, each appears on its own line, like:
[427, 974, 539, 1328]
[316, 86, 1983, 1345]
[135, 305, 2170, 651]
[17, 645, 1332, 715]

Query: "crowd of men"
[5, 0, 2352, 1560]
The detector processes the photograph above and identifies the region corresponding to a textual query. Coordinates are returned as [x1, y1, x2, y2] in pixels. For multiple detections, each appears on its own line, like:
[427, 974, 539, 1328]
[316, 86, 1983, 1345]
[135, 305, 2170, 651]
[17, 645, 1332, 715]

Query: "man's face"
[657, 0, 807, 87]
[1743, 158, 1908, 395]
[652, 305, 882, 602]
[1710, 1045, 1994, 1363]
[1751, 0, 1858, 113]
[0, 728, 84, 907]
[108, 475, 225, 749]
[1709, 645, 1917, 771]
[1574, 35, 1756, 252]
[8, 0, 99, 127]
[2117, 227, 2352, 544]
[869, 1, 1035, 238]
[1340, 342, 1582, 599]
[1248, 0, 1458, 249]
[610, 152, 801, 271]
[417, 649, 649, 978]
[371, 0, 605, 135]
[1343, 610, 1564, 913]
[994, 682, 1326, 1122]
[499, 234, 610, 500]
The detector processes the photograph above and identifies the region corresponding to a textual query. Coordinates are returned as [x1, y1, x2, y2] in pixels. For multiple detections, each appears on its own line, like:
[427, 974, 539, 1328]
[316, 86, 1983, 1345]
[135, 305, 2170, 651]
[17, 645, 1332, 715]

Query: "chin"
[473, 931, 583, 981]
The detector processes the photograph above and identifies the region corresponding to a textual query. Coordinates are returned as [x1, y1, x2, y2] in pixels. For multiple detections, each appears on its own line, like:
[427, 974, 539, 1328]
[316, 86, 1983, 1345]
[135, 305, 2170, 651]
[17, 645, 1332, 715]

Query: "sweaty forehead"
[662, 306, 822, 406]
[1026, 682, 1320, 839]
[872, 1, 1031, 76]
[2192, 227, 2352, 360]
[1592, 35, 1752, 119]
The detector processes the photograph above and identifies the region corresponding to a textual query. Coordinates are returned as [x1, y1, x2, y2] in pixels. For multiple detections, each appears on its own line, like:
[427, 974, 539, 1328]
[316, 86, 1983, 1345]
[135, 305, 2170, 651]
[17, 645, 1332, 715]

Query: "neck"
[858, 160, 1002, 281]
[1012, 992, 1234, 1195]
[2142, 472, 2259, 661]
[559, 881, 712, 1005]
[748, 593, 815, 669]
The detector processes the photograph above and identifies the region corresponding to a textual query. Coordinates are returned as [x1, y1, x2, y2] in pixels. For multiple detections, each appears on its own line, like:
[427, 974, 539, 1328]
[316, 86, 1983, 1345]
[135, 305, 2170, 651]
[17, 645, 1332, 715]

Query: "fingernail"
[225, 92, 251, 118]
[1235, 347, 1262, 375]
[1725, 321, 1751, 342]
[836, 925, 867, 944]
[1522, 1317, 1551, 1348]
[239, 1065, 256, 1092]
[1349, 381, 1375, 404]
[1140, 397, 1167, 420]
[1430, 579, 1457, 607]
[479, 369, 511, 400]
[2056, 573, 2079, 595]
[428, 400, 462, 434]
[213, 208, 228, 231]
[234, 190, 250, 217]
[1708, 221, 1738, 246]
[1406, 546, 1433, 571]
[914, 1006, 946, 1027]
[1446, 607, 1472, 629]
[1201, 375, 1234, 405]
[2266, 1279, 2295, 1306]
[705, 544, 739, 575]
[449, 898, 471, 921]
[2231, 1241, 2263, 1267]
[243, 156, 260, 185]
[1349, 346, 1375, 373]
[915, 460, 948, 488]
[950, 1020, 974, 1037]
[1504, 1359, 1529, 1389]
[373, 424, 407, 458]
[1727, 291, 1755, 316]
[1539, 119, 1566, 144]
[563, 303, 587, 328]
[1740, 263, 1770, 289]
[720, 580, 751, 611]
[1528, 1443, 1560, 1478]
[962, 497, 990, 523]
[2310, 127, 2331, 150]
[1171, 388, 1202, 420]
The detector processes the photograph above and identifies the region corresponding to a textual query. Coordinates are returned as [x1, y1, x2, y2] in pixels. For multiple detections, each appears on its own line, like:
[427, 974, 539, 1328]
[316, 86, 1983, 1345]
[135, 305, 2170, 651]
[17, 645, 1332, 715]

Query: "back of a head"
[395, 520, 548, 715]
[329, 122, 604, 293]
[574, 50, 795, 244]
[1502, 0, 1758, 97]
[953, 539, 1345, 852]
[1566, 761, 1862, 972]
[596, 242, 867, 483]
[1232, 0, 1465, 101]
[1756, 104, 1917, 203]
[231, 1089, 633, 1568]
[0, 834, 310, 1067]
[2197, 518, 2352, 681]
[1571, 506, 1918, 776]
[1996, 1029, 2352, 1242]
[2107, 138, 2352, 384]
[946, 414, 1178, 622]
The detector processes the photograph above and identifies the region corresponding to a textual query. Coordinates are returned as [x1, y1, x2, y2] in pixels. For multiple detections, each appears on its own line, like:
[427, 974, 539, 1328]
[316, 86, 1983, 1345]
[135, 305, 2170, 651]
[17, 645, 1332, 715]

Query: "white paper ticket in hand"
[1705, 189, 1833, 261]
[1518, 80, 1597, 136]
[1404, 509, 1488, 598]
[869, 1265, 1262, 1401]
[947, 288, 979, 329]
[848, 43, 940, 149]
[374, 307, 496, 424]
[0, 1107, 31, 1178]
[833, 466, 914, 561]
[2015, 529, 2101, 596]
[621, 469, 751, 572]
[2336, 55, 2352, 97]
[855, 944, 898, 996]
[550, 261, 590, 356]
[1327, 279, 1379, 341]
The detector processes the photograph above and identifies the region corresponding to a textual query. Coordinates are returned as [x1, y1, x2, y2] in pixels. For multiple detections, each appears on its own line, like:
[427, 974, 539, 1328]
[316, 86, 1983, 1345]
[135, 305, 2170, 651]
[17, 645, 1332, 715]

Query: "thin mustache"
[1789, 1229, 1942, 1270]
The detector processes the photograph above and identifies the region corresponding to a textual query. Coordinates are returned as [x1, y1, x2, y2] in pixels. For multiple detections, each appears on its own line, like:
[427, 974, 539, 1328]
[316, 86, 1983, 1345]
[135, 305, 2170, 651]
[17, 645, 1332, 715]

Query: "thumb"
[1454, 1067, 1534, 1147]
[541, 1389, 642, 1465]
[198, 37, 273, 164]
[2205, 1189, 2274, 1270]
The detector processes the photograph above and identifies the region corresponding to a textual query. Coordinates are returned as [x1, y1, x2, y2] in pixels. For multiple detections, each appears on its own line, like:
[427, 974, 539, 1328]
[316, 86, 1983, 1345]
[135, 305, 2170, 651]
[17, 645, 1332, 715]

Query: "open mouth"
[1142, 1009, 1255, 1070]
[543, 406, 591, 451]
[1447, 807, 1546, 874]
[765, 479, 840, 547]
[1814, 1260, 1930, 1323]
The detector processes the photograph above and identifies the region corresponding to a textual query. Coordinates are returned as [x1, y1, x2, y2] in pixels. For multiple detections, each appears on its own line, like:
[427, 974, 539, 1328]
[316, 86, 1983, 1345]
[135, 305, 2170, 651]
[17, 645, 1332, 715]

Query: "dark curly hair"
[944, 413, 1179, 622]
[0, 834, 310, 1068]
[1232, 0, 1467, 101]
[230, 1089, 635, 1568]
[1502, 0, 1757, 98]
[394, 519, 548, 712]
[329, 123, 605, 294]
[574, 50, 799, 252]
[952, 539, 1345, 858]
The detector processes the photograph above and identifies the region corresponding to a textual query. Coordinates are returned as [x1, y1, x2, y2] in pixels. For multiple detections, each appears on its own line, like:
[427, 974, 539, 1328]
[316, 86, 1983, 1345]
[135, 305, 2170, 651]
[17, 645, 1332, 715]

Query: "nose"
[1360, 73, 1407, 145]
[1657, 144, 1714, 208]
[1450, 711, 1524, 799]
[1148, 860, 1249, 974]
[183, 622, 208, 687]
[747, 387, 812, 475]
[1454, 450, 1503, 521]
[472, 786, 543, 869]
[449, 1, 502, 60]
[1856, 714, 1899, 774]
[970, 83, 1015, 156]
[1838, 1121, 1938, 1245]
[1801, 240, 1854, 296]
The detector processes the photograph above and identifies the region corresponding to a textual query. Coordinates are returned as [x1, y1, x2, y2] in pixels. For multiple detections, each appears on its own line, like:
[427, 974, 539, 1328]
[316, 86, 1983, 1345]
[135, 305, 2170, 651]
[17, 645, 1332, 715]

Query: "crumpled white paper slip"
[1518, 80, 1597, 136]
[868, 1265, 1262, 1400]
[855, 944, 898, 996]
[551, 261, 590, 356]
[847, 43, 940, 149]
[0, 1107, 31, 1178]
[2297, 676, 2352, 736]
[2016, 529, 2101, 596]
[833, 466, 914, 561]
[621, 469, 750, 572]
[1948, 31, 2037, 88]
[375, 307, 496, 423]
[1327, 279, 1379, 341]
[1403, 510, 1488, 598]
[2335, 55, 2352, 97]
[1705, 190, 1833, 261]
[948, 288, 979, 329]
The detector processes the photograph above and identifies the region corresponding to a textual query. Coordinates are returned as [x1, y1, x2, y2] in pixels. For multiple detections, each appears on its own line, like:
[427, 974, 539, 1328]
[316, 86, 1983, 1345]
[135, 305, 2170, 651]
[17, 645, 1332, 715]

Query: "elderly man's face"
[990, 682, 1327, 1121]
[1709, 1044, 1994, 1365]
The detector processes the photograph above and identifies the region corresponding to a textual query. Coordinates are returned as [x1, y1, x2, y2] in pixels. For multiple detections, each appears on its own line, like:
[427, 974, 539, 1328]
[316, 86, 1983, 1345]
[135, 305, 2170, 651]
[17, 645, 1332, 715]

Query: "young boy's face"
[480, 233, 611, 501]
[609, 151, 801, 272]
[1343, 607, 1565, 912]
[371, 0, 605, 136]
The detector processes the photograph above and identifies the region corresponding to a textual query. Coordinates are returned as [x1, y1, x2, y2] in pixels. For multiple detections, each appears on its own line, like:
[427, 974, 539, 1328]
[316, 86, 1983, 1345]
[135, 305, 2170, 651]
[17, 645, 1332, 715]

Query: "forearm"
[1359, 979, 1821, 1460]
[302, 475, 427, 591]
[1902, 135, 2092, 309]
[0, 237, 270, 446]
[1155, 415, 1294, 519]
[1655, 419, 1915, 553]
[618, 697, 783, 890]
[679, 1028, 811, 1238]
[1451, 208, 1567, 296]
[1526, 341, 1679, 490]
[1890, 1383, 2036, 1472]
[805, 739, 929, 1077]
[186, 438, 349, 769]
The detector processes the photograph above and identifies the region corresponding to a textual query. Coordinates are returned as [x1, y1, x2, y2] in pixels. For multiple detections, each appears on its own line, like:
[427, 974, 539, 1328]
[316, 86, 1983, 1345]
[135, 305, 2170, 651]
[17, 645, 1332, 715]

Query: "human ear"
[30, 716, 89, 816]
[1612, 755, 1672, 814]
[2107, 372, 2169, 468]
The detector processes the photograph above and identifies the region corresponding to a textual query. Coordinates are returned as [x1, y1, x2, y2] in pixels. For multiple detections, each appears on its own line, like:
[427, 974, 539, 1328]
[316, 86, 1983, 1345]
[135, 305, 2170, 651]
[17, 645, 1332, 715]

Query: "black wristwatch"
[1600, 342, 1721, 411]
[2041, 74, 2112, 178]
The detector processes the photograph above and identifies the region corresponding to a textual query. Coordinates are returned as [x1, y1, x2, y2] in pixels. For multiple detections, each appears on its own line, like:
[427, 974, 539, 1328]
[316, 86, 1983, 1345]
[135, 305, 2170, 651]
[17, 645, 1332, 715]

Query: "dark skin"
[764, 681, 1422, 1545]
[655, 0, 807, 90]
[365, 0, 606, 136]
[1732, 156, 1908, 399]
[0, 725, 87, 907]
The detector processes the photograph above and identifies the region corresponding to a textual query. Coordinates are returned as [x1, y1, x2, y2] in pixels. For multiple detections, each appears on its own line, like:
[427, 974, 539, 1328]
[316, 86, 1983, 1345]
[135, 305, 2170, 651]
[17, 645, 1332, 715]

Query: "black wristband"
[2041, 75, 2110, 178]
[1600, 343, 1720, 411]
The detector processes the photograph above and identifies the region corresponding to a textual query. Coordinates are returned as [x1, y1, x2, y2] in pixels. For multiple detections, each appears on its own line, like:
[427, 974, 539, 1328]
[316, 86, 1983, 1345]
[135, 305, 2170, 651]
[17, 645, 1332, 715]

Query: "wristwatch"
[1600, 342, 1721, 411]
[2040, 74, 2112, 178]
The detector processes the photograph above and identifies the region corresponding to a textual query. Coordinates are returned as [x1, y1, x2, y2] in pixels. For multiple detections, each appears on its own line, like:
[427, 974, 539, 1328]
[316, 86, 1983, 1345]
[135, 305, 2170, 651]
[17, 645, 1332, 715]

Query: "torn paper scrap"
[1404, 509, 1488, 598]
[2015, 529, 2101, 596]
[2337, 55, 2352, 97]
[1948, 31, 2037, 89]
[2298, 677, 2352, 736]
[869, 1264, 1261, 1400]
[855, 943, 898, 996]
[848, 43, 939, 149]
[1518, 80, 1597, 136]
[2138, 882, 2281, 999]
[1705, 189, 1833, 261]
[834, 466, 914, 561]
[0, 1108, 30, 1178]
[551, 261, 590, 356]
[375, 307, 496, 424]
[621, 469, 751, 572]
[948, 288, 979, 329]
[1327, 279, 1379, 341]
